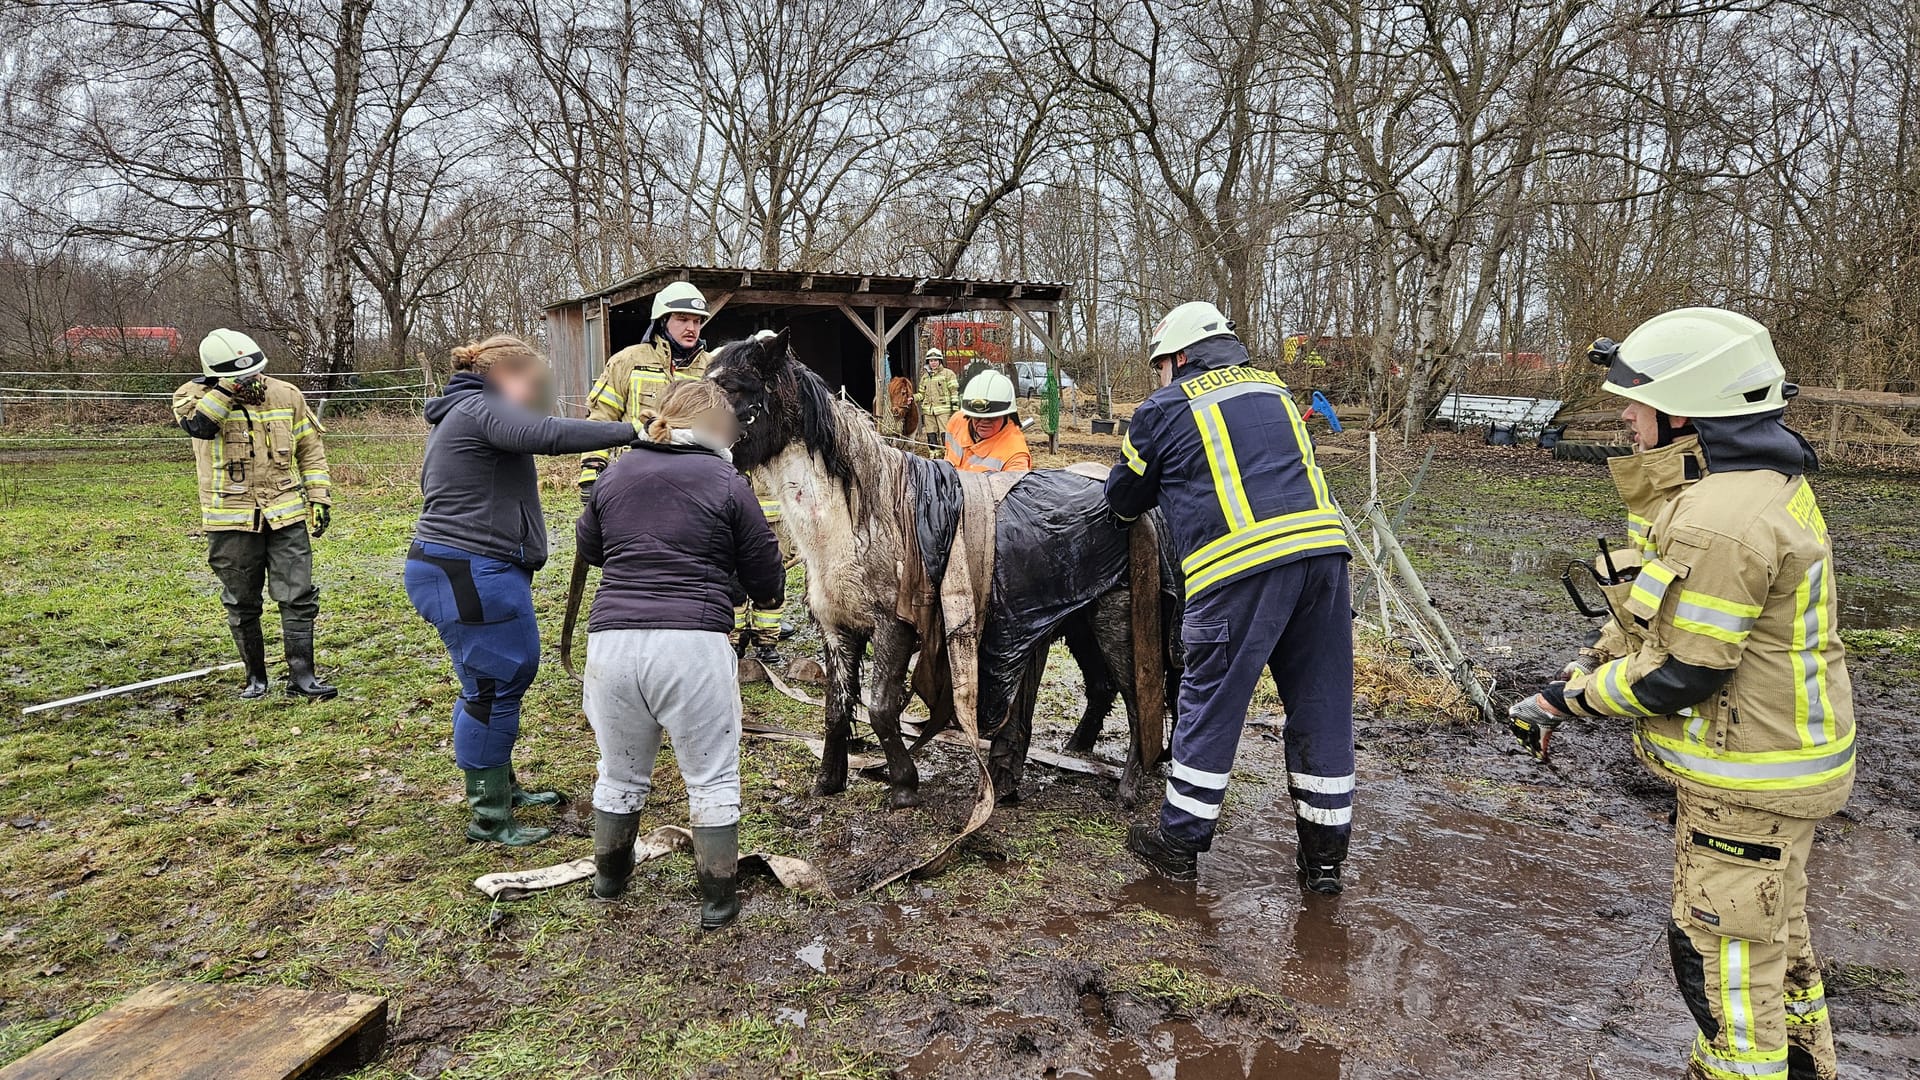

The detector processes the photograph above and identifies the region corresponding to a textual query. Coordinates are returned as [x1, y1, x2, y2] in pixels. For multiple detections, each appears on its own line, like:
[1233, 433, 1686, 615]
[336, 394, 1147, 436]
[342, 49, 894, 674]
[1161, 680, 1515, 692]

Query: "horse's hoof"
[995, 788, 1022, 808]
[888, 787, 921, 810]
[1062, 735, 1096, 754]
[812, 777, 847, 798]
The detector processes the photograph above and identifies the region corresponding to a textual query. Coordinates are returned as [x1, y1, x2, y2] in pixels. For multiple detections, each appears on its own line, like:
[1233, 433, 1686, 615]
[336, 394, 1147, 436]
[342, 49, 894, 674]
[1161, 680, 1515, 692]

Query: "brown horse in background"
[887, 375, 920, 437]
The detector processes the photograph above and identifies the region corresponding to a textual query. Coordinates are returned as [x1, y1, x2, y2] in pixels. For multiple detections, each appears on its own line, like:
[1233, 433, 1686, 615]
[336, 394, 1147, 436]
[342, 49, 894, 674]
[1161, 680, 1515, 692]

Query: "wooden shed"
[542, 266, 1071, 419]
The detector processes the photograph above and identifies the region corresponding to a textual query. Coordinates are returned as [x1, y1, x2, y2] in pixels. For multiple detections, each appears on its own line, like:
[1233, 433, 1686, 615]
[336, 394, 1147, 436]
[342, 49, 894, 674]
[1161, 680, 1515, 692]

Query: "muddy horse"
[708, 330, 1170, 807]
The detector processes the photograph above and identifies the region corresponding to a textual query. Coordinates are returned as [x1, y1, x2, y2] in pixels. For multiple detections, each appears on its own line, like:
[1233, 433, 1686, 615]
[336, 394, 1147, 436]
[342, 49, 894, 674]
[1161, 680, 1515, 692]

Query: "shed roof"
[546, 264, 1070, 311]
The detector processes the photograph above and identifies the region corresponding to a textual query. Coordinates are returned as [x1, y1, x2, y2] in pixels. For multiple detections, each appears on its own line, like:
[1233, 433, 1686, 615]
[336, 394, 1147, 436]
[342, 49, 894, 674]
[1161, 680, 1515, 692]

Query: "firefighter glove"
[309, 503, 331, 539]
[1558, 647, 1606, 681]
[1508, 691, 1567, 761]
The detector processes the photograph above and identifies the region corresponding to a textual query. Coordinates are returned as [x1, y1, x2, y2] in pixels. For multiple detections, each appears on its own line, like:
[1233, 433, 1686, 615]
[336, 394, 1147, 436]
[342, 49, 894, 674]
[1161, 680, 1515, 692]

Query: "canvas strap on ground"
[473, 825, 832, 902]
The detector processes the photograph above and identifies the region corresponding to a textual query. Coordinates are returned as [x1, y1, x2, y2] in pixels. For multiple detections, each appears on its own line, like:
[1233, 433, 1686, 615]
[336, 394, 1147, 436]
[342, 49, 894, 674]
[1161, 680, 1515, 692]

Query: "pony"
[708, 329, 1168, 808]
[886, 375, 921, 438]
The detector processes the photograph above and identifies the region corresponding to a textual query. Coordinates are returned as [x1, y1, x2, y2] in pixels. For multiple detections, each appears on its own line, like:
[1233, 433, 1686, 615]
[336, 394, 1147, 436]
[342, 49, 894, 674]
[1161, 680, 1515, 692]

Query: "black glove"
[1105, 506, 1136, 533]
[578, 478, 597, 506]
[310, 503, 331, 539]
[1508, 688, 1567, 761]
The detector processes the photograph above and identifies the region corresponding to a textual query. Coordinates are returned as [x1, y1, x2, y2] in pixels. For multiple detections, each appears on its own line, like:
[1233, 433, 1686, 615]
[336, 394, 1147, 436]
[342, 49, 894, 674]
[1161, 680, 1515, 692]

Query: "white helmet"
[1596, 307, 1791, 418]
[199, 328, 268, 380]
[925, 347, 945, 363]
[651, 281, 710, 322]
[959, 370, 1017, 418]
[1147, 301, 1236, 362]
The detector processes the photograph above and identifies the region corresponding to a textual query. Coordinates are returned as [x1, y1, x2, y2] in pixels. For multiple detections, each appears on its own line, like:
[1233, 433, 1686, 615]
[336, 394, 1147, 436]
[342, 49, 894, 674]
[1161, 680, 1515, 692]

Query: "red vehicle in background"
[924, 317, 1010, 369]
[58, 326, 184, 358]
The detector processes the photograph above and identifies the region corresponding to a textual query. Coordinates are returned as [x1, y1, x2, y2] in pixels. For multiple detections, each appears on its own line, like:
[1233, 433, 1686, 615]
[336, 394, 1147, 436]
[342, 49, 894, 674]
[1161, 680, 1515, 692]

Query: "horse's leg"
[1089, 590, 1149, 809]
[1061, 614, 1117, 753]
[813, 625, 868, 798]
[988, 643, 1046, 806]
[867, 620, 920, 809]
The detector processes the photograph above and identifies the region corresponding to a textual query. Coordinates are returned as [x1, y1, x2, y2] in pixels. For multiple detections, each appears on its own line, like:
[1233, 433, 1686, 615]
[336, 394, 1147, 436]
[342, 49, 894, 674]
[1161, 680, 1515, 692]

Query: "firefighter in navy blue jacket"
[1105, 301, 1356, 893]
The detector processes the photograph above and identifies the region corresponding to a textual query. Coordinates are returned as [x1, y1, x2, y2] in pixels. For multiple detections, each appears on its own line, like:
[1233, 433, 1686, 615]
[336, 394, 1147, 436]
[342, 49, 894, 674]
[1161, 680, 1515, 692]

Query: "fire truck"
[924, 317, 1010, 369]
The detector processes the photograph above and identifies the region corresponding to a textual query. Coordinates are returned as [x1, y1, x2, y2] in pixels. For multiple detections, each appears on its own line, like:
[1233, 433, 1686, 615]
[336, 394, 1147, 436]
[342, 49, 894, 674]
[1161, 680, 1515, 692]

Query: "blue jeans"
[403, 541, 540, 770]
[1161, 554, 1355, 862]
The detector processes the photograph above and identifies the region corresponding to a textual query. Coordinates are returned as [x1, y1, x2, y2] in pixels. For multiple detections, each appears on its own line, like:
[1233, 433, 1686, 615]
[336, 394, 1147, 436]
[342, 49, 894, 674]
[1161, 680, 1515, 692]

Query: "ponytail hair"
[646, 379, 733, 442]
[450, 334, 546, 376]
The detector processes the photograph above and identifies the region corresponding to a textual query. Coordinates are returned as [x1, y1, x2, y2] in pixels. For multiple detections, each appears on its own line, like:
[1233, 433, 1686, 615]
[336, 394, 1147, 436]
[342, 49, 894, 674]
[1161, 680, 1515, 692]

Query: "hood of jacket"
[425, 370, 488, 424]
[1178, 335, 1251, 372]
[1694, 408, 1818, 476]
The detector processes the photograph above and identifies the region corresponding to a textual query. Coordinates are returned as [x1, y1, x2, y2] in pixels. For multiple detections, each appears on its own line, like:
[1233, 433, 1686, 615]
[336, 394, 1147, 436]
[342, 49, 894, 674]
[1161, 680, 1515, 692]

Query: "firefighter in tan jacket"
[172, 329, 337, 700]
[1510, 308, 1852, 1080]
[576, 281, 712, 499]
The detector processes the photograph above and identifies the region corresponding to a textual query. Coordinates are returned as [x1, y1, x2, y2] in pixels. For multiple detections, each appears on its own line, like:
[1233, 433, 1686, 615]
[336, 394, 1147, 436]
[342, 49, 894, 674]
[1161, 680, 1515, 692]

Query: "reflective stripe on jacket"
[1566, 436, 1855, 817]
[579, 339, 710, 482]
[173, 376, 329, 533]
[1105, 365, 1347, 599]
[944, 412, 1032, 473]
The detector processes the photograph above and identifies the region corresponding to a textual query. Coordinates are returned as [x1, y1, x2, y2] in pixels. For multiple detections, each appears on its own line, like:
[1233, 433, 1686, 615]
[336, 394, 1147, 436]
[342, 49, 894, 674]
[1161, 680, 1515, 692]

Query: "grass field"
[3, 418, 1915, 1078]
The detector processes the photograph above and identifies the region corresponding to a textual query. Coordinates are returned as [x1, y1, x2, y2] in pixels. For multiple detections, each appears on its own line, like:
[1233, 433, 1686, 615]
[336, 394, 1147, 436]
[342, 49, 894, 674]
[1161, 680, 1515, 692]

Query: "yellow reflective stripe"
[1637, 725, 1854, 791]
[1590, 656, 1654, 716]
[1690, 1033, 1787, 1078]
[262, 496, 308, 524]
[291, 418, 317, 438]
[1122, 432, 1147, 475]
[201, 508, 254, 526]
[301, 471, 330, 486]
[1673, 589, 1761, 643]
[1722, 938, 1753, 1052]
[1783, 981, 1827, 1025]
[254, 408, 295, 422]
[1279, 385, 1331, 507]
[1181, 509, 1344, 577]
[1630, 559, 1678, 611]
[1792, 558, 1836, 748]
[759, 499, 782, 523]
[1193, 402, 1253, 530]
[589, 380, 624, 411]
[196, 394, 232, 422]
[751, 608, 783, 630]
[1185, 524, 1348, 597]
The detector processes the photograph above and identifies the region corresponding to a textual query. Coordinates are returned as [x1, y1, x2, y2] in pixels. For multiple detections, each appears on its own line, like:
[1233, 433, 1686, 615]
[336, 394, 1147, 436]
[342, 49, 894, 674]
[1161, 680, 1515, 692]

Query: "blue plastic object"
[1310, 391, 1343, 433]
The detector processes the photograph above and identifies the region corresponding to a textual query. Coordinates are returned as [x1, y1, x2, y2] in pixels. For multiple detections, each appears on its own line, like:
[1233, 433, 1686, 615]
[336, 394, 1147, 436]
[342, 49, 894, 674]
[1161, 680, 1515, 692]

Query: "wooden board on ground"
[0, 981, 387, 1080]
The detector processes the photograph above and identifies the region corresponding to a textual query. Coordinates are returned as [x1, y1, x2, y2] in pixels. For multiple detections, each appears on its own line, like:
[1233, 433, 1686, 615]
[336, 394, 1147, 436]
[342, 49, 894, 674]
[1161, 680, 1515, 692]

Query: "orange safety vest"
[944, 413, 1032, 473]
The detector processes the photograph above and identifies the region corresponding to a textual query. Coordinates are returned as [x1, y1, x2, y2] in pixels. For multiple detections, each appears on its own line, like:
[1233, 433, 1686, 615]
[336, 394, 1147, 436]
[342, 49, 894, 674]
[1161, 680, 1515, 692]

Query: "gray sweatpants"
[583, 628, 742, 825]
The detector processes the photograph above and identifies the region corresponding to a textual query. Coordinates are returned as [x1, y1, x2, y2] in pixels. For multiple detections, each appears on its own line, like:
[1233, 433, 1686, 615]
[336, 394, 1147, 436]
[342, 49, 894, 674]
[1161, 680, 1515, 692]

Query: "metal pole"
[22, 663, 243, 716]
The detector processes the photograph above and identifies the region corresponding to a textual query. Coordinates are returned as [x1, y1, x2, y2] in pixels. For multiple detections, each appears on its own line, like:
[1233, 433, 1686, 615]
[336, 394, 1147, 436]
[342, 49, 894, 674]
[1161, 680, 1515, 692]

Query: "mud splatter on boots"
[690, 824, 741, 930]
[591, 809, 641, 899]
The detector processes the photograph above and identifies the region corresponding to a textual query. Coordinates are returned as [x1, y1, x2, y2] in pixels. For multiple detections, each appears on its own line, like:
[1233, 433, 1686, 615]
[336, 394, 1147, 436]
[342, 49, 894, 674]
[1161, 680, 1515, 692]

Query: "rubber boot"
[690, 824, 741, 930]
[464, 766, 552, 846]
[591, 810, 641, 900]
[1297, 851, 1344, 895]
[1126, 823, 1199, 882]
[510, 766, 563, 808]
[232, 621, 270, 699]
[282, 626, 338, 701]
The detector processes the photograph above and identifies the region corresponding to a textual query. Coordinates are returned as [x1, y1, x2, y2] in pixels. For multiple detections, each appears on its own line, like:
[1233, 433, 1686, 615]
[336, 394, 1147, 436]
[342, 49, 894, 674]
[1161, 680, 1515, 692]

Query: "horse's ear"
[754, 327, 792, 376]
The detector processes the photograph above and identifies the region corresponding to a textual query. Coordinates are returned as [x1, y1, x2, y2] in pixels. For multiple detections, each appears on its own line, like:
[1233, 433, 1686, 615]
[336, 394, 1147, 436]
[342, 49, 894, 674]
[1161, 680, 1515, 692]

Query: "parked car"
[1013, 361, 1076, 397]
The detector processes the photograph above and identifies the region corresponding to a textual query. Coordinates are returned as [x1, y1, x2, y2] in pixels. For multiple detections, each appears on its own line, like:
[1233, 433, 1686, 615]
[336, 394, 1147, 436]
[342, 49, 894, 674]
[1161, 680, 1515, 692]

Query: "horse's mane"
[776, 358, 867, 491]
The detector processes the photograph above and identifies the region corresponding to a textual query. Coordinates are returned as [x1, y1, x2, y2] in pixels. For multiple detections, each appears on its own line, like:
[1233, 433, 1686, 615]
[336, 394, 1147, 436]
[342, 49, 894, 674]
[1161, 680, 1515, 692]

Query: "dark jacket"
[579, 440, 783, 633]
[415, 371, 635, 569]
[1105, 336, 1348, 600]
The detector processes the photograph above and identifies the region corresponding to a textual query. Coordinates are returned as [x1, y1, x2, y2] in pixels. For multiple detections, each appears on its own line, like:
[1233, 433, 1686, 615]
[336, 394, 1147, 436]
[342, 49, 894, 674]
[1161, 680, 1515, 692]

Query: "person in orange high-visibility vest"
[943, 369, 1032, 472]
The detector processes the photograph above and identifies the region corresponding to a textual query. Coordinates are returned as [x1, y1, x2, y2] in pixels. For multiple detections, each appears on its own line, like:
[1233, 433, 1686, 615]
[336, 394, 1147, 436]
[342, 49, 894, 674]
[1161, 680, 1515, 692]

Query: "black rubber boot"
[1126, 824, 1199, 882]
[1297, 851, 1344, 895]
[510, 766, 563, 808]
[282, 626, 338, 700]
[232, 621, 270, 699]
[690, 824, 741, 930]
[464, 766, 552, 846]
[591, 810, 641, 899]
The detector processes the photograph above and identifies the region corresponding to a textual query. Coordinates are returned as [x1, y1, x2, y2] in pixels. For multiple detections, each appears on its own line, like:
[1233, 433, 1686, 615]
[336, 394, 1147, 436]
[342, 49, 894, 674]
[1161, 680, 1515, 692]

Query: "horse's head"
[707, 328, 855, 486]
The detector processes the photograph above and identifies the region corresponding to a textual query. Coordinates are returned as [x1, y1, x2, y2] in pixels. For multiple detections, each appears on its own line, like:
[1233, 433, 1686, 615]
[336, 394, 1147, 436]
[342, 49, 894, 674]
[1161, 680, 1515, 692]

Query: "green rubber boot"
[510, 766, 563, 808]
[690, 824, 741, 931]
[591, 810, 642, 900]
[464, 766, 552, 846]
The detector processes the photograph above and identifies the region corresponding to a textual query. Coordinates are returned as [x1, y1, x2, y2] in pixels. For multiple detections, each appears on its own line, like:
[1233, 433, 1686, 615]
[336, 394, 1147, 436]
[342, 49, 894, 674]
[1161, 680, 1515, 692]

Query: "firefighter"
[1105, 302, 1354, 893]
[918, 347, 960, 454]
[577, 281, 712, 502]
[733, 471, 788, 665]
[172, 329, 337, 701]
[1509, 308, 1852, 1080]
[943, 370, 1032, 472]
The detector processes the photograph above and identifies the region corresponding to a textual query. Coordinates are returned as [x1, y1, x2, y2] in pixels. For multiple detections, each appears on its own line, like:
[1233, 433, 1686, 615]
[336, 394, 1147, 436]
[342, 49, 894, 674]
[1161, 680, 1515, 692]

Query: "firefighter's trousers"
[1159, 554, 1355, 862]
[207, 525, 318, 635]
[403, 541, 540, 771]
[1668, 789, 1835, 1080]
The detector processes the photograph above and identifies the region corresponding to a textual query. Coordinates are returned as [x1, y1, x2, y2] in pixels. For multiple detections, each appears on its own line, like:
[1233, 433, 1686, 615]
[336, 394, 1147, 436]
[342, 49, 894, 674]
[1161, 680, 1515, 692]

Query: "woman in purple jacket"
[578, 379, 784, 930]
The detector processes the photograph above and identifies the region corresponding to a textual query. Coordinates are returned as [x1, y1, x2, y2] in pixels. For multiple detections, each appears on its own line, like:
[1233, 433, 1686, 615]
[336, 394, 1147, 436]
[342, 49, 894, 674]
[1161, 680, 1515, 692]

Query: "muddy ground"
[1, 427, 1915, 1078]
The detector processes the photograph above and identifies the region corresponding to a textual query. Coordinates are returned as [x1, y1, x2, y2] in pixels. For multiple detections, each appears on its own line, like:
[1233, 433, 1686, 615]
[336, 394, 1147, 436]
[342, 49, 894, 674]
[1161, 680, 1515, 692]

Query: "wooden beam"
[1794, 384, 1920, 411]
[689, 288, 1056, 312]
[739, 270, 753, 287]
[797, 274, 813, 290]
[833, 303, 883, 347]
[912, 278, 928, 294]
[856, 276, 871, 293]
[1010, 283, 1023, 298]
[880, 306, 916, 345]
[1003, 301, 1064, 356]
[704, 290, 734, 320]
[961, 281, 974, 297]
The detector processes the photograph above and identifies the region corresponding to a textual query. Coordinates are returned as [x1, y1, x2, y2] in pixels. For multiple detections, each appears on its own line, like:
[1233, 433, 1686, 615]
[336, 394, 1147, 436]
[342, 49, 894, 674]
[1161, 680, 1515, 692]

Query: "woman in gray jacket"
[404, 335, 638, 846]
